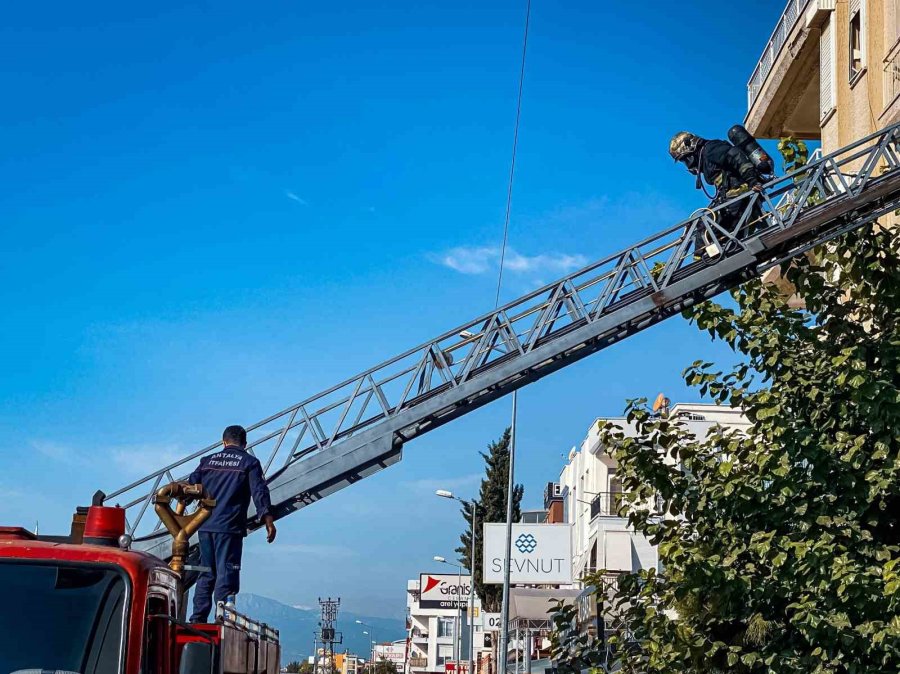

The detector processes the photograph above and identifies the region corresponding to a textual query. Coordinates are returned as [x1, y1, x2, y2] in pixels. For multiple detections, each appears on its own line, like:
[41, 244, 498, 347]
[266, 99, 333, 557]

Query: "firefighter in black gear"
[669, 131, 766, 254]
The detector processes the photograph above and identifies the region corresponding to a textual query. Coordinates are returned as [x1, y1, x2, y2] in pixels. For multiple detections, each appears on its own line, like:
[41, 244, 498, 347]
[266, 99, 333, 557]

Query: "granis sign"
[418, 573, 472, 609]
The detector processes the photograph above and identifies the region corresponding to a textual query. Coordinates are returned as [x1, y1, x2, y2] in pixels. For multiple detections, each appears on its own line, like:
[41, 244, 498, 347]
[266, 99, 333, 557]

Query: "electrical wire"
[494, 0, 532, 309]
[494, 5, 531, 674]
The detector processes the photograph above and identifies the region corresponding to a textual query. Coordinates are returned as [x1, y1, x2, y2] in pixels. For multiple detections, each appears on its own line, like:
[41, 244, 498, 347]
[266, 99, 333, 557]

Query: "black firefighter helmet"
[669, 131, 705, 163]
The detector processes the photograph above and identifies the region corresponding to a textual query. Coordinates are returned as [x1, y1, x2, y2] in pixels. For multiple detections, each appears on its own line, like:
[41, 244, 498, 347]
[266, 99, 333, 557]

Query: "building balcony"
[589, 492, 621, 519]
[745, 0, 834, 139]
[590, 492, 667, 521]
[409, 658, 428, 669]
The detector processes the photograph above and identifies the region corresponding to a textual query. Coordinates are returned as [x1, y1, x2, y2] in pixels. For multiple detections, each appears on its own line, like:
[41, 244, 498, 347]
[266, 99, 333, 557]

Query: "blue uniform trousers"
[190, 531, 244, 622]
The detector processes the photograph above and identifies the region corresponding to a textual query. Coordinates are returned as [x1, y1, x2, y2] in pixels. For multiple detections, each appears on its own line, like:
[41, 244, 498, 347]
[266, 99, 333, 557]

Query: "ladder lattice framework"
[106, 122, 900, 556]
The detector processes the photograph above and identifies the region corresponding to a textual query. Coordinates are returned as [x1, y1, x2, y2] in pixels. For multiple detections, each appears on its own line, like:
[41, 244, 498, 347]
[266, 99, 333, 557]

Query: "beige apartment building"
[746, 0, 900, 149]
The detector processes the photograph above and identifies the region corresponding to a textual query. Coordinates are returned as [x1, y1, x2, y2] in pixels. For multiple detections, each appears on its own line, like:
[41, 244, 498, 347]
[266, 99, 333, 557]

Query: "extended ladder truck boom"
[105, 121, 900, 562]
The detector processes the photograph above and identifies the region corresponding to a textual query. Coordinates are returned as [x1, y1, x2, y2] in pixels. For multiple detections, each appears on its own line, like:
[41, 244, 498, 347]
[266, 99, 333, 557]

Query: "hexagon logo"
[515, 533, 537, 554]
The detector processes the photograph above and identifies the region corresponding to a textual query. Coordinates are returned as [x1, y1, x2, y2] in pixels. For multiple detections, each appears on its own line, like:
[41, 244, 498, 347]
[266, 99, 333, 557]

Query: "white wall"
[406, 579, 486, 673]
[558, 403, 748, 583]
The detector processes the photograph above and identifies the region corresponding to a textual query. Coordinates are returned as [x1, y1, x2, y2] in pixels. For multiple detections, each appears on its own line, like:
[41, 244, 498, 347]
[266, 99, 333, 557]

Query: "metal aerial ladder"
[106, 121, 900, 561]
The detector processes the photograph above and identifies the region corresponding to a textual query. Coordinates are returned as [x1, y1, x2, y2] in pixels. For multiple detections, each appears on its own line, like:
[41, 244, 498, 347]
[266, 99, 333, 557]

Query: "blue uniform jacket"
[188, 446, 272, 536]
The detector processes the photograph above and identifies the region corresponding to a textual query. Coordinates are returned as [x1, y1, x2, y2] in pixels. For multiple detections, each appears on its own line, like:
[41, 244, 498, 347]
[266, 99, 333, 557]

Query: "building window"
[821, 16, 836, 115]
[436, 645, 454, 666]
[850, 0, 865, 81]
[888, 0, 900, 48]
[437, 618, 455, 639]
[607, 469, 621, 495]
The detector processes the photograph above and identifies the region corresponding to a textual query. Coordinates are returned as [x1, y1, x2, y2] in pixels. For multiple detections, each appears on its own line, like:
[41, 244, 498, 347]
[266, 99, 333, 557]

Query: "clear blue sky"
[1, 1, 786, 618]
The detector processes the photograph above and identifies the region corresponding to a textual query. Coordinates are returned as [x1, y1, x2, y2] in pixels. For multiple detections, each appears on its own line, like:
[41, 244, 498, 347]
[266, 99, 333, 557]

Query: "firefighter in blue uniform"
[189, 424, 277, 622]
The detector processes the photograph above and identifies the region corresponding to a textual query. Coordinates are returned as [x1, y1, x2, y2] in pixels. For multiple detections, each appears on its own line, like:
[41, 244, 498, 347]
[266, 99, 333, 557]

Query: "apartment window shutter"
[895, 0, 900, 45]
[895, 0, 900, 44]
[821, 17, 835, 115]
[848, 0, 865, 78]
[604, 531, 633, 572]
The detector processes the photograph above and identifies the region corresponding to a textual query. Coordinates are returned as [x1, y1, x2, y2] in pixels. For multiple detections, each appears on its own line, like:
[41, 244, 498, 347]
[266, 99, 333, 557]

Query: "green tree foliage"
[457, 427, 524, 612]
[552, 222, 900, 672]
[777, 137, 822, 206]
[285, 662, 303, 673]
[776, 137, 810, 173]
[549, 598, 607, 674]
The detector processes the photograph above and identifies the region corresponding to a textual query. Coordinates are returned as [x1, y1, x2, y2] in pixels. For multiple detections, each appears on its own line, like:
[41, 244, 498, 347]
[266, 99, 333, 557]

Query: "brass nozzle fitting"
[153, 482, 216, 574]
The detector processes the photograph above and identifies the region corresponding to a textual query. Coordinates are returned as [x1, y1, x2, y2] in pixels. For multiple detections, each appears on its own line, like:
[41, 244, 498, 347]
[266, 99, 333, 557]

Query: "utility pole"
[435, 491, 479, 674]
[319, 597, 342, 674]
[467, 502, 477, 674]
[457, 564, 462, 665]
[497, 392, 517, 674]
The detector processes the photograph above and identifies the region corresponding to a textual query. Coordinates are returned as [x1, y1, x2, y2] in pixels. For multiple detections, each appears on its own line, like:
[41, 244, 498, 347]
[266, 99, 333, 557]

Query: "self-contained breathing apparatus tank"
[728, 124, 774, 176]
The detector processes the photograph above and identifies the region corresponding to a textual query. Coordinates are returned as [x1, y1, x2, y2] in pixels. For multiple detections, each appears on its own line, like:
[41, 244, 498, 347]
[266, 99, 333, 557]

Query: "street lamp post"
[436, 490, 478, 674]
[433, 555, 463, 666]
[498, 393, 518, 674]
[314, 633, 320, 674]
[357, 620, 375, 672]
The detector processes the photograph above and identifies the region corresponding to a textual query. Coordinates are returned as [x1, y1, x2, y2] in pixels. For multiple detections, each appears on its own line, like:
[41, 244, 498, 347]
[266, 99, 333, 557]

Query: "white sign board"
[482, 523, 572, 584]
[373, 643, 406, 667]
[418, 573, 472, 609]
[482, 612, 503, 632]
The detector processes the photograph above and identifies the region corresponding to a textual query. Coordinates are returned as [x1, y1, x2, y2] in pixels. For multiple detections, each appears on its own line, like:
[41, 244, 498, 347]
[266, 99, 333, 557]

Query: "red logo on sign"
[423, 576, 441, 593]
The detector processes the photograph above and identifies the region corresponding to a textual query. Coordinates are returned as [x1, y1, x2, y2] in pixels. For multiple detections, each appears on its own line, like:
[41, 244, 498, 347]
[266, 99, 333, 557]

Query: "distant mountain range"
[236, 593, 406, 664]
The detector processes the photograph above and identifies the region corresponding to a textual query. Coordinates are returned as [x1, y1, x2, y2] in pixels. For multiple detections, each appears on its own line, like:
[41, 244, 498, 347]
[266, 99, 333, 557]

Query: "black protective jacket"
[697, 140, 762, 202]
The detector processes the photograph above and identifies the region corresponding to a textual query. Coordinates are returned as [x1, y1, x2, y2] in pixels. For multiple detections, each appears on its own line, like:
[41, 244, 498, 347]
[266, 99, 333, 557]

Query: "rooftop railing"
[748, 0, 814, 110]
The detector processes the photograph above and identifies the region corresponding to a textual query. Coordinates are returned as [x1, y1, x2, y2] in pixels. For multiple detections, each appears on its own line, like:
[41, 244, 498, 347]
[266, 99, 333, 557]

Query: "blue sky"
[1, 1, 786, 619]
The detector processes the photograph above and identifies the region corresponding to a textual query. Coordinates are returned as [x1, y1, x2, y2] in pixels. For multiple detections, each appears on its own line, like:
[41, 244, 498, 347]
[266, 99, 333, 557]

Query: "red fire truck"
[0, 488, 280, 674]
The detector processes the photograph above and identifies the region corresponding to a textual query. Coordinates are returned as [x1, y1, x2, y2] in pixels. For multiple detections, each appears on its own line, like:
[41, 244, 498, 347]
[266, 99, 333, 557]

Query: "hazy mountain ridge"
[236, 593, 406, 663]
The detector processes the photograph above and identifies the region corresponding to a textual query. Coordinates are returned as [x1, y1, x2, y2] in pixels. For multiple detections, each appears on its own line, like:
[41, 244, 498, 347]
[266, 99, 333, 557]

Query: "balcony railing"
[590, 492, 667, 519]
[409, 658, 428, 669]
[747, 0, 814, 110]
[580, 570, 623, 592]
[589, 492, 621, 518]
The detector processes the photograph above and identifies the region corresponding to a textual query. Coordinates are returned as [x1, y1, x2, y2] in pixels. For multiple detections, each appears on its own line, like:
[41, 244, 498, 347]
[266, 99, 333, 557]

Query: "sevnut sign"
[482, 523, 573, 584]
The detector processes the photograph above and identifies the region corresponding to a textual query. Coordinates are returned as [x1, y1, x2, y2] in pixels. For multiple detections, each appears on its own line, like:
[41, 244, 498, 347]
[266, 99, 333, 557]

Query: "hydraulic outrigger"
[105, 121, 900, 562]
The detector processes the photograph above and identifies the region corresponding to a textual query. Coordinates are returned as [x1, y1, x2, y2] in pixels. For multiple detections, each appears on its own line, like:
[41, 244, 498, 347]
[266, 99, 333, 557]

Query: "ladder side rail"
[258, 122, 900, 466]
[116, 121, 900, 539]
[132, 170, 900, 554]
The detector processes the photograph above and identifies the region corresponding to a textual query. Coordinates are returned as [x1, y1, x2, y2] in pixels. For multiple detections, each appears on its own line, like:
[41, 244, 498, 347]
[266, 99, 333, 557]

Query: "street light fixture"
[357, 620, 375, 669]
[433, 555, 465, 666]
[436, 489, 479, 674]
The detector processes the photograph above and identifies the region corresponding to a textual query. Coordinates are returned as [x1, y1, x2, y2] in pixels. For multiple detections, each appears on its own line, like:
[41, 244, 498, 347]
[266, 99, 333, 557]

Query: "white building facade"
[406, 577, 488, 674]
[557, 403, 750, 583]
